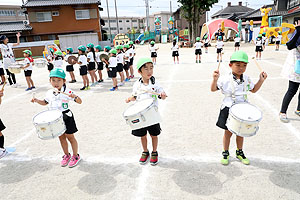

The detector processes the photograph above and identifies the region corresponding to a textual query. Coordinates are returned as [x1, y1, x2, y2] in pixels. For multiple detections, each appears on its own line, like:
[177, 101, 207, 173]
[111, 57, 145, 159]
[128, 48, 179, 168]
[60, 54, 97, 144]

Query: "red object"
[174, 31, 189, 41]
[205, 19, 238, 39]
[28, 56, 34, 63]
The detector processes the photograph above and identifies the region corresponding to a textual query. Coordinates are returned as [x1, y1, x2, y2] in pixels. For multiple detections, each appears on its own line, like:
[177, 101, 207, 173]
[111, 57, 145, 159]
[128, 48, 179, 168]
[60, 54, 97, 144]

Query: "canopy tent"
[201, 19, 238, 40]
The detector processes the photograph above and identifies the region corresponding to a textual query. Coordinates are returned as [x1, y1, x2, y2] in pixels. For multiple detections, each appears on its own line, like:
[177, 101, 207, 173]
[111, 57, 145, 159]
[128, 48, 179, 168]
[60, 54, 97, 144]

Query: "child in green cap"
[234, 34, 241, 51]
[149, 40, 159, 65]
[65, 47, 76, 83]
[194, 37, 203, 63]
[125, 57, 167, 165]
[31, 68, 82, 168]
[275, 31, 282, 51]
[255, 35, 263, 60]
[203, 35, 210, 53]
[0, 90, 8, 159]
[216, 36, 224, 62]
[211, 51, 267, 166]
[22, 50, 35, 91]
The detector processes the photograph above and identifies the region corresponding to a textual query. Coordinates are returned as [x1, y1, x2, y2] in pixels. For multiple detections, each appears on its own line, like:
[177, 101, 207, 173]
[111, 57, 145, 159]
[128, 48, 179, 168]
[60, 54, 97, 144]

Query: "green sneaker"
[221, 150, 229, 165]
[295, 110, 300, 117]
[236, 149, 250, 165]
[196, 60, 198, 63]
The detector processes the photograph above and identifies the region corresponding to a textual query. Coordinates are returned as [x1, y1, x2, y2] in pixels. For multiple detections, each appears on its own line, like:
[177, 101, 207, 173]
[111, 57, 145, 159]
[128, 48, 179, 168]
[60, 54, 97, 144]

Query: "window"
[18, 10, 25, 16]
[120, 28, 123, 30]
[126, 20, 130, 22]
[127, 27, 130, 30]
[132, 20, 137, 22]
[75, 10, 90, 20]
[0, 10, 16, 16]
[52, 11, 59, 16]
[36, 12, 52, 22]
[104, 20, 108, 23]
[110, 20, 116, 23]
[103, 27, 109, 30]
[33, 36, 41, 41]
[288, 0, 300, 8]
[110, 27, 117, 30]
[48, 35, 56, 40]
[119, 20, 122, 22]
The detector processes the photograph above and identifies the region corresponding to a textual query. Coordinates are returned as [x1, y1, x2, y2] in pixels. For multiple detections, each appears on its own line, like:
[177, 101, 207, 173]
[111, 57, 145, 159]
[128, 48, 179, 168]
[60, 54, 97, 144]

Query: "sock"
[0, 135, 4, 149]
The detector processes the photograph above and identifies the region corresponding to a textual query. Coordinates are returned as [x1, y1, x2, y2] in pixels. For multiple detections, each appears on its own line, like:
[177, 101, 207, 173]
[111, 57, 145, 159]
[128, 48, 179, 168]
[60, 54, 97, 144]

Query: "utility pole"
[145, 0, 150, 32]
[170, 1, 172, 14]
[114, 0, 120, 34]
[106, 0, 113, 43]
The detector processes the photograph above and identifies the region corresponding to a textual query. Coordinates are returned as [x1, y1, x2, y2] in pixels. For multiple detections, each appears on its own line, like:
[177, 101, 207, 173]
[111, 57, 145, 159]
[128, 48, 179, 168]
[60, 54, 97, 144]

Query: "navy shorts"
[79, 65, 88, 76]
[216, 107, 229, 130]
[62, 110, 78, 134]
[0, 119, 5, 132]
[132, 123, 161, 137]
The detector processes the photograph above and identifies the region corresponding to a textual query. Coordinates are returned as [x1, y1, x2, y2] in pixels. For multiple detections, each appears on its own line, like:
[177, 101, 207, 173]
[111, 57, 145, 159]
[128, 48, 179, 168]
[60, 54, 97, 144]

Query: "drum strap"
[230, 76, 248, 103]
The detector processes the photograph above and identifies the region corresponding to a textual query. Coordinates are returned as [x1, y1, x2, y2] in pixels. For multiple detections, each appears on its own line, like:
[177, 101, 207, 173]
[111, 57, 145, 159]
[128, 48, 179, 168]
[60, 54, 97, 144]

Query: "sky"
[1, 0, 274, 19]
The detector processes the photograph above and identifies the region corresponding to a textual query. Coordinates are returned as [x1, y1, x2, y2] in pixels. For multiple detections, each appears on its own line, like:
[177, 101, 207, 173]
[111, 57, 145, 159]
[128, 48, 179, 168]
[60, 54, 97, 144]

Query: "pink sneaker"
[61, 154, 71, 167]
[68, 154, 81, 168]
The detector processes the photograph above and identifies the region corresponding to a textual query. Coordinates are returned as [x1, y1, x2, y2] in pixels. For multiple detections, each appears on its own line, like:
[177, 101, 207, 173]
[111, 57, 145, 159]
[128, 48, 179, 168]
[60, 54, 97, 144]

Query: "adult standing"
[0, 32, 21, 87]
[214, 29, 225, 41]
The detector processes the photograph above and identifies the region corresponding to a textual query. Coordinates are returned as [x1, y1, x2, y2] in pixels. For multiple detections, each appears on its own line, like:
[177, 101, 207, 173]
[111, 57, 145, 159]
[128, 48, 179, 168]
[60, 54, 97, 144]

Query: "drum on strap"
[33, 109, 66, 140]
[34, 59, 47, 68]
[123, 98, 161, 130]
[8, 64, 23, 74]
[226, 103, 262, 137]
[67, 56, 78, 65]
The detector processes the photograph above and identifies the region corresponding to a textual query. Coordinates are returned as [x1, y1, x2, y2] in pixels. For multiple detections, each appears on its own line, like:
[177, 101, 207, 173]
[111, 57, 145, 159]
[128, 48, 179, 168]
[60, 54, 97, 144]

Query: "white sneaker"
[279, 113, 289, 123]
[11, 84, 17, 88]
[0, 148, 8, 159]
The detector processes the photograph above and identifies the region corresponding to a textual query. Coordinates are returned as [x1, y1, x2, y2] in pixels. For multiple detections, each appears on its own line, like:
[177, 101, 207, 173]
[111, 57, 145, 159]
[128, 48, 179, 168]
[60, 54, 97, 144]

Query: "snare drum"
[34, 59, 47, 68]
[226, 103, 262, 137]
[33, 110, 66, 140]
[123, 99, 161, 130]
[8, 64, 23, 74]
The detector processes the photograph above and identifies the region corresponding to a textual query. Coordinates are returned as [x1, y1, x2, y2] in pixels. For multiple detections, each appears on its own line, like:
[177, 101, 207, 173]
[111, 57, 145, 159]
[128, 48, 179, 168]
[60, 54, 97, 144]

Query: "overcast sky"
[1, 0, 274, 19]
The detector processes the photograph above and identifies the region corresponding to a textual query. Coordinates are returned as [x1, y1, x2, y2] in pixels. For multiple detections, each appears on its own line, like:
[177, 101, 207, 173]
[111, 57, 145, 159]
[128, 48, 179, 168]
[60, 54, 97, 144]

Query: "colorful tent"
[201, 19, 238, 40]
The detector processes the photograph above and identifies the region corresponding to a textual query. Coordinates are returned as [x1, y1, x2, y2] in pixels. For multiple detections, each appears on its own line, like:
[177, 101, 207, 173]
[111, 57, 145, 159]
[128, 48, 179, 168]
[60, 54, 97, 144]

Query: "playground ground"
[1, 42, 300, 200]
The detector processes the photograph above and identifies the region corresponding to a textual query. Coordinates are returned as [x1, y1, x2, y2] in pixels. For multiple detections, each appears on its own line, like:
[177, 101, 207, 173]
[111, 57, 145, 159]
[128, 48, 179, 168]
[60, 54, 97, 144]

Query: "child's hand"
[259, 71, 267, 81]
[69, 93, 76, 99]
[31, 98, 37, 103]
[0, 90, 3, 97]
[160, 92, 167, 100]
[213, 70, 220, 81]
[16, 32, 21, 37]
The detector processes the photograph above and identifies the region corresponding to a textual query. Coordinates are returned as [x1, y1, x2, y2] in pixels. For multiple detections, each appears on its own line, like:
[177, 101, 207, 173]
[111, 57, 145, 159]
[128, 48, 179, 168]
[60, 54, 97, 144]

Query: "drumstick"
[32, 92, 36, 103]
[53, 88, 70, 97]
[1, 75, 9, 91]
[217, 61, 221, 71]
[140, 90, 168, 97]
[251, 57, 263, 73]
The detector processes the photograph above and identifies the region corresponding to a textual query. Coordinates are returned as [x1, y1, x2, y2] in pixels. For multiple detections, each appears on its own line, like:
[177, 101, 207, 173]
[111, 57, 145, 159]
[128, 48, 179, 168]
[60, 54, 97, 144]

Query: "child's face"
[66, 50, 70, 54]
[23, 53, 28, 57]
[139, 63, 154, 80]
[88, 47, 92, 52]
[50, 77, 65, 90]
[229, 62, 247, 76]
[3, 38, 8, 44]
[95, 49, 99, 52]
[79, 50, 83, 55]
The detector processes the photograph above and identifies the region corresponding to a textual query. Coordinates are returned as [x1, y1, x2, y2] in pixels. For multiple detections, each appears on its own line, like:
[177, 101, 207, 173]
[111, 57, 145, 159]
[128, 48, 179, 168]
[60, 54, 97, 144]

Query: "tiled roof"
[23, 0, 100, 7]
[211, 5, 254, 18]
[240, 4, 288, 19]
[0, 21, 32, 33]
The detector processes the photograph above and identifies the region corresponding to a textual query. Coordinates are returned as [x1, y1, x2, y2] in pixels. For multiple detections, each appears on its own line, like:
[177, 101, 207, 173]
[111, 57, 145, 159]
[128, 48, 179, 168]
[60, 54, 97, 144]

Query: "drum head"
[34, 110, 62, 124]
[124, 99, 154, 117]
[67, 56, 78, 65]
[230, 103, 262, 122]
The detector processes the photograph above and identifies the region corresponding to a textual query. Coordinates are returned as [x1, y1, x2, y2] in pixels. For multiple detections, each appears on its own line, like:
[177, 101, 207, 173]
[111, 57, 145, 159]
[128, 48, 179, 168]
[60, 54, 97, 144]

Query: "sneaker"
[109, 86, 118, 91]
[125, 78, 130, 82]
[25, 87, 32, 91]
[220, 60, 222, 62]
[98, 79, 104, 83]
[236, 149, 250, 165]
[0, 82, 4, 85]
[69, 80, 76, 83]
[117, 82, 125, 87]
[91, 82, 96, 87]
[139, 151, 150, 165]
[150, 151, 159, 166]
[196, 60, 198, 63]
[130, 75, 134, 79]
[61, 153, 71, 167]
[279, 113, 289, 123]
[31, 86, 36, 90]
[0, 148, 8, 159]
[295, 110, 300, 117]
[11, 84, 17, 88]
[217, 60, 219, 62]
[221, 150, 229, 165]
[199, 60, 201, 63]
[85, 86, 90, 90]
[68, 154, 81, 168]
[80, 86, 86, 90]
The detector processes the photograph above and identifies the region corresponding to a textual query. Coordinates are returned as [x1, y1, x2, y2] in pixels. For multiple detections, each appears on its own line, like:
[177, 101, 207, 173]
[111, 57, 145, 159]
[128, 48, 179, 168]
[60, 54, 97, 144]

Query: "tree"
[178, 0, 218, 44]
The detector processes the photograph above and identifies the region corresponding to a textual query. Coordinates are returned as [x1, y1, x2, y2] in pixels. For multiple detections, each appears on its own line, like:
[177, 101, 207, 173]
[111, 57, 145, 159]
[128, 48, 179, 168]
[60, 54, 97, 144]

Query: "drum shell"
[33, 110, 66, 140]
[123, 101, 162, 130]
[34, 59, 47, 68]
[8, 64, 23, 74]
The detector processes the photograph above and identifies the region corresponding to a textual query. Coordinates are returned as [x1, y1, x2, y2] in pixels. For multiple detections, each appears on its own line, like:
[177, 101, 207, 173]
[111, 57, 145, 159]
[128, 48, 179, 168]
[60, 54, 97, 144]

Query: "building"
[0, 5, 26, 22]
[102, 16, 144, 35]
[22, 0, 103, 41]
[148, 11, 173, 32]
[211, 2, 254, 21]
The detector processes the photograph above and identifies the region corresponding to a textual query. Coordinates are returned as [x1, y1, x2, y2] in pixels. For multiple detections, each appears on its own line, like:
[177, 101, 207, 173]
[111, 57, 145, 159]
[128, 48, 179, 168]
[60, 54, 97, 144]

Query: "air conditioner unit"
[23, 20, 30, 26]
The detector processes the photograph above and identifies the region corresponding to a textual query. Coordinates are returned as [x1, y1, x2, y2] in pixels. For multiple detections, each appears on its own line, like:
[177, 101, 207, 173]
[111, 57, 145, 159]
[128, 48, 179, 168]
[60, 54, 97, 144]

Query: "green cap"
[124, 44, 130, 49]
[54, 51, 63, 56]
[95, 45, 102, 50]
[150, 41, 155, 44]
[129, 41, 134, 45]
[104, 46, 111, 51]
[278, 31, 282, 34]
[218, 36, 222, 40]
[66, 47, 73, 53]
[230, 51, 249, 63]
[49, 68, 66, 79]
[23, 50, 32, 56]
[78, 45, 86, 52]
[87, 43, 94, 48]
[204, 35, 208, 39]
[236, 34, 239, 37]
[119, 45, 124, 49]
[49, 48, 54, 53]
[137, 57, 153, 70]
[116, 45, 122, 50]
[258, 34, 262, 38]
[262, 32, 266, 36]
[196, 37, 200, 41]
[110, 49, 117, 54]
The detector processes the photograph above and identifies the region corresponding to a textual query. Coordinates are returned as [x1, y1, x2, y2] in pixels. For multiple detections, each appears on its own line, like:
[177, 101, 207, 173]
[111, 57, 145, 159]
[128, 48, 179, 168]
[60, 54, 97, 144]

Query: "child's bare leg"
[125, 70, 129, 79]
[29, 78, 34, 87]
[236, 136, 244, 150]
[141, 135, 148, 152]
[129, 65, 134, 76]
[177, 56, 179, 62]
[89, 71, 95, 83]
[25, 77, 31, 88]
[120, 72, 125, 82]
[151, 135, 158, 152]
[113, 77, 117, 87]
[59, 134, 69, 155]
[66, 134, 78, 156]
[223, 130, 233, 150]
[85, 75, 89, 86]
[82, 76, 86, 87]
[97, 70, 103, 80]
[70, 72, 75, 80]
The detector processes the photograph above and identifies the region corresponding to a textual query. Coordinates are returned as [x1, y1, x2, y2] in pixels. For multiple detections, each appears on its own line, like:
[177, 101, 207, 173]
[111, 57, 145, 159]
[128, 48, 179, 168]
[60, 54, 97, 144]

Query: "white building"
[102, 16, 144, 34]
[148, 11, 172, 32]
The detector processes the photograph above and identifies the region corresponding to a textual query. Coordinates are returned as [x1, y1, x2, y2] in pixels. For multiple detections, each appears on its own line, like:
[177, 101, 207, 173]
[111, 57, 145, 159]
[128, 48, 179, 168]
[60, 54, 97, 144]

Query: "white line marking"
[8, 128, 35, 147]
[260, 59, 283, 68]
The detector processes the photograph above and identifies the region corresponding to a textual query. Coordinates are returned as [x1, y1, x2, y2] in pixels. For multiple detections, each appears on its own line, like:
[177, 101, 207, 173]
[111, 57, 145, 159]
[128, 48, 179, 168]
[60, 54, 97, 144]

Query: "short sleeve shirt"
[234, 37, 241, 43]
[171, 44, 179, 51]
[116, 52, 124, 64]
[216, 41, 224, 49]
[149, 45, 157, 52]
[194, 42, 203, 49]
[276, 35, 282, 42]
[24, 57, 33, 71]
[95, 52, 101, 62]
[108, 56, 117, 68]
[0, 43, 15, 68]
[44, 86, 75, 112]
[78, 55, 88, 66]
[87, 52, 95, 62]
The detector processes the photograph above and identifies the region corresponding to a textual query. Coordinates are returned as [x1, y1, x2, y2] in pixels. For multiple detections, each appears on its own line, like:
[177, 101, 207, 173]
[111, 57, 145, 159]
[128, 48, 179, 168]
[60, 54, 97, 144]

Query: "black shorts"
[66, 65, 74, 72]
[255, 46, 263, 52]
[116, 63, 124, 72]
[195, 49, 202, 55]
[79, 65, 88, 76]
[62, 110, 78, 134]
[108, 67, 117, 78]
[0, 119, 6, 132]
[151, 52, 157, 57]
[234, 42, 240, 47]
[217, 48, 223, 54]
[204, 43, 209, 47]
[123, 62, 129, 71]
[276, 41, 280, 45]
[132, 123, 161, 137]
[129, 58, 134, 66]
[0, 68, 4, 76]
[216, 107, 230, 130]
[97, 62, 103, 70]
[172, 51, 179, 57]
[88, 62, 96, 71]
[48, 63, 54, 71]
[24, 70, 32, 77]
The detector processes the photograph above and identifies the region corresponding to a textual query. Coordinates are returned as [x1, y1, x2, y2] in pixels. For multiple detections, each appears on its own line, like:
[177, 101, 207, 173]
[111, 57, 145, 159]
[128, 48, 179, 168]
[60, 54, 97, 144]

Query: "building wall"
[0, 5, 26, 22]
[102, 17, 142, 34]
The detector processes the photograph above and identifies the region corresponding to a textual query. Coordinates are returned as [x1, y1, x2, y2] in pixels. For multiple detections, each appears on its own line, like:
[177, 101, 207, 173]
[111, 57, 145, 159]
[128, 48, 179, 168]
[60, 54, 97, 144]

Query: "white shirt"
[234, 37, 241, 43]
[129, 48, 134, 58]
[217, 72, 255, 108]
[44, 86, 75, 112]
[24, 57, 33, 71]
[171, 44, 179, 52]
[78, 55, 88, 66]
[95, 52, 101, 62]
[53, 58, 64, 69]
[108, 56, 117, 68]
[216, 41, 224, 49]
[204, 39, 209, 44]
[0, 60, 3, 69]
[132, 77, 164, 106]
[281, 48, 300, 83]
[194, 42, 203, 49]
[0, 43, 15, 68]
[87, 52, 95, 62]
[255, 39, 263, 46]
[149, 45, 157, 52]
[124, 50, 130, 61]
[64, 53, 72, 61]
[116, 52, 124, 64]
[262, 36, 267, 43]
[276, 35, 282, 42]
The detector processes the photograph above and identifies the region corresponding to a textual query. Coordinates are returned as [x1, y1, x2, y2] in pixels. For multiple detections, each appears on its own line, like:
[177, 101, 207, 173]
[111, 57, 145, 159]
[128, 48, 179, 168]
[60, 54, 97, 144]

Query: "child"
[262, 32, 267, 50]
[104, 46, 112, 79]
[103, 49, 118, 91]
[0, 59, 5, 85]
[53, 51, 64, 69]
[77, 45, 90, 90]
[255, 34, 263, 60]
[171, 39, 179, 64]
[87, 43, 98, 86]
[128, 41, 135, 79]
[95, 45, 104, 83]
[234, 34, 241, 51]
[149, 41, 159, 65]
[125, 58, 167, 165]
[47, 48, 54, 72]
[216, 36, 224, 62]
[116, 45, 125, 86]
[31, 68, 82, 168]
[194, 37, 203, 63]
[123, 44, 131, 82]
[22, 50, 35, 91]
[276, 31, 282, 51]
[0, 90, 7, 159]
[65, 47, 76, 83]
[204, 35, 210, 53]
[211, 51, 267, 165]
